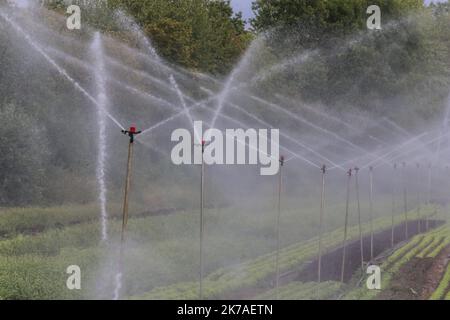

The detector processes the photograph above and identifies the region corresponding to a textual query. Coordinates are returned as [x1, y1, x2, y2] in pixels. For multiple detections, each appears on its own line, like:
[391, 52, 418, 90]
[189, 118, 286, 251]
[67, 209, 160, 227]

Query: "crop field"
[0, 200, 446, 300]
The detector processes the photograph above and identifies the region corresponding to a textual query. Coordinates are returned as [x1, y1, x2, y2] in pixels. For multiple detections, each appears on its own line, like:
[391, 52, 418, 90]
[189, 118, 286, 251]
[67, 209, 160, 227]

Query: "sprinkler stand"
[275, 155, 284, 300]
[317, 165, 326, 296]
[341, 169, 352, 283]
[354, 166, 364, 273]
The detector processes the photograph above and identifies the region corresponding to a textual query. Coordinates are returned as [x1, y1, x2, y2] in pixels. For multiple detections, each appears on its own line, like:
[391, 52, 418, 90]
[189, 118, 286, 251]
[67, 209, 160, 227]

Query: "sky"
[230, 0, 254, 24]
[230, 0, 448, 24]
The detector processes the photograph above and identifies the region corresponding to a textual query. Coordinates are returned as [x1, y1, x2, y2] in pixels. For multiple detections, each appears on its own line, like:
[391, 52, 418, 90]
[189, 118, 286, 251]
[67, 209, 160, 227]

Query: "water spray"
[115, 125, 141, 300]
[368, 166, 374, 261]
[391, 163, 397, 248]
[341, 169, 352, 283]
[317, 165, 327, 288]
[274, 155, 284, 300]
[354, 167, 364, 273]
[402, 162, 409, 240]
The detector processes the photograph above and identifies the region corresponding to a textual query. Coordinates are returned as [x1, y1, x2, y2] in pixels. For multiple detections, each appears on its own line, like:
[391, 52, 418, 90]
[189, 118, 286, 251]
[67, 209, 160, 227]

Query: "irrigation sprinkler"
[391, 163, 397, 248]
[120, 126, 141, 242]
[402, 162, 409, 240]
[275, 155, 284, 299]
[416, 163, 421, 233]
[116, 125, 141, 299]
[341, 169, 352, 283]
[368, 166, 374, 261]
[317, 165, 327, 287]
[354, 167, 364, 273]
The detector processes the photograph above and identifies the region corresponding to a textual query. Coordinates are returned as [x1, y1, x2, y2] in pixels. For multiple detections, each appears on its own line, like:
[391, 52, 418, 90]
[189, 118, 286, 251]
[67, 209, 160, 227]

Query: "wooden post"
[121, 141, 133, 244]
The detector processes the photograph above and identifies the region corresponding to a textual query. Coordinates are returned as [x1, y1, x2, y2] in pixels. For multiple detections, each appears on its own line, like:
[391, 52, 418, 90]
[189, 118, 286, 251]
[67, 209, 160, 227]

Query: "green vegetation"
[44, 0, 252, 75]
[255, 281, 344, 300]
[133, 209, 429, 300]
[0, 104, 49, 206]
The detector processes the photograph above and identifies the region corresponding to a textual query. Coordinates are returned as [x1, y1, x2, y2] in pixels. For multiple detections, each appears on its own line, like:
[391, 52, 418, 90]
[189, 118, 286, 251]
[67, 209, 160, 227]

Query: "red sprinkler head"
[347, 169, 352, 177]
[279, 155, 285, 166]
[321, 165, 326, 174]
[122, 125, 142, 143]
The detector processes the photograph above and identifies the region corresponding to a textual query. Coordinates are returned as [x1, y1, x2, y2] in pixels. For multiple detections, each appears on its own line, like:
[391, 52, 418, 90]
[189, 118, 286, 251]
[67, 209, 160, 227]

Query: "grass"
[255, 281, 344, 300]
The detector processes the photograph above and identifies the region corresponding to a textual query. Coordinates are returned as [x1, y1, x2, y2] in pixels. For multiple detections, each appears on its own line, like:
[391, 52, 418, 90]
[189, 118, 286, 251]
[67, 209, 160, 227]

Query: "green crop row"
[344, 224, 450, 300]
[133, 209, 429, 300]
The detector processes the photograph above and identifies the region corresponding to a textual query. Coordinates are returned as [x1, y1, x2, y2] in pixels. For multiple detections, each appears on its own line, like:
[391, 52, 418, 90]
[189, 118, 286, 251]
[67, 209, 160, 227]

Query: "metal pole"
[426, 163, 432, 231]
[391, 163, 397, 248]
[416, 163, 421, 233]
[341, 169, 352, 283]
[199, 140, 205, 300]
[402, 162, 409, 240]
[369, 166, 374, 261]
[317, 165, 327, 286]
[354, 167, 364, 273]
[275, 156, 284, 299]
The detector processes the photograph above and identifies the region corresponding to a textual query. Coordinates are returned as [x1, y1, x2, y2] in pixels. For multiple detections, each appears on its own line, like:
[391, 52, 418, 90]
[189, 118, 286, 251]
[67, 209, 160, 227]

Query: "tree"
[109, 0, 252, 74]
[251, 0, 423, 35]
[0, 103, 49, 206]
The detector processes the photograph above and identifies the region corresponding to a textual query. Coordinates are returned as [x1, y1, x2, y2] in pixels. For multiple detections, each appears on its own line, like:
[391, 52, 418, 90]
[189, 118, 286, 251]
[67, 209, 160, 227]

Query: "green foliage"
[251, 0, 423, 34]
[249, 1, 450, 128]
[62, 0, 253, 75]
[0, 103, 49, 206]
